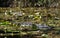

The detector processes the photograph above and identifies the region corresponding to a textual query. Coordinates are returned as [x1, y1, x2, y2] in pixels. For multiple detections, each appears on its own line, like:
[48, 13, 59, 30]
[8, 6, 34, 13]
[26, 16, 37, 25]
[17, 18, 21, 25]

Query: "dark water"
[0, 30, 32, 38]
[0, 35, 20, 38]
[0, 35, 32, 38]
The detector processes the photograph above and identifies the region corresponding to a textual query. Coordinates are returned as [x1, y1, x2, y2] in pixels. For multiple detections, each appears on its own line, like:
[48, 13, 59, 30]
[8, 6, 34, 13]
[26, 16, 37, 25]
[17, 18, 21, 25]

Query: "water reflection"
[0, 35, 32, 38]
[0, 35, 21, 38]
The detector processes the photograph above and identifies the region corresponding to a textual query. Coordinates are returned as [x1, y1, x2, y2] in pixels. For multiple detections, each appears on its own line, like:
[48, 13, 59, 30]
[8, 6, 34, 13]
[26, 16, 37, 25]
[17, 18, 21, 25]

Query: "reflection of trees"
[0, 0, 13, 7]
[20, 0, 59, 7]
[0, 0, 59, 7]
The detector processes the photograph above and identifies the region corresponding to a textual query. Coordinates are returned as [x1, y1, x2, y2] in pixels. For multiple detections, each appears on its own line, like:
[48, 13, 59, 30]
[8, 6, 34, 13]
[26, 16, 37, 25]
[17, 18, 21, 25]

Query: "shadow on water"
[0, 30, 33, 38]
[0, 35, 21, 38]
[21, 35, 33, 38]
[0, 30, 5, 34]
[7, 35, 21, 38]
[0, 35, 33, 38]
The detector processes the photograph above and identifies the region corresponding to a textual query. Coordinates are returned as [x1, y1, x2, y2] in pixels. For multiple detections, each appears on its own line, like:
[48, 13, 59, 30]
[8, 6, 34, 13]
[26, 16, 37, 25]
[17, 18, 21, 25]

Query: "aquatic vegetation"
[0, 0, 60, 38]
[0, 21, 11, 26]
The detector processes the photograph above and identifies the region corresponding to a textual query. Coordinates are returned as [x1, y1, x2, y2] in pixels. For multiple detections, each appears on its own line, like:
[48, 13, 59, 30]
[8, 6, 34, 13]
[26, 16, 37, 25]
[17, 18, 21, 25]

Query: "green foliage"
[0, 21, 11, 25]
